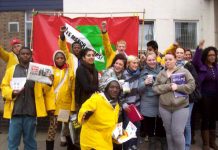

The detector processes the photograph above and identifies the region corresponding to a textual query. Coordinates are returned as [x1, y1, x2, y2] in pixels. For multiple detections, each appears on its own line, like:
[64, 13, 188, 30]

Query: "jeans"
[184, 103, 194, 150]
[159, 106, 189, 150]
[8, 116, 37, 150]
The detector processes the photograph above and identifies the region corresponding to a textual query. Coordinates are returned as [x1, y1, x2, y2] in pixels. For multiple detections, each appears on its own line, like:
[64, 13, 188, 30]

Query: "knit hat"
[100, 77, 121, 92]
[10, 38, 21, 46]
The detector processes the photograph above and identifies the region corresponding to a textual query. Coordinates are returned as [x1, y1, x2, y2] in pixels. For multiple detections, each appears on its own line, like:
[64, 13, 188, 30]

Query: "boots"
[209, 130, 218, 150]
[159, 137, 168, 150]
[46, 140, 54, 150]
[148, 137, 157, 150]
[201, 130, 210, 150]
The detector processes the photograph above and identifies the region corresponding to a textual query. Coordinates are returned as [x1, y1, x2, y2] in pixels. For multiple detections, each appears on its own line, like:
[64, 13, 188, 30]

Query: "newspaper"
[112, 121, 137, 144]
[27, 62, 53, 84]
[10, 77, 26, 90]
[57, 109, 70, 122]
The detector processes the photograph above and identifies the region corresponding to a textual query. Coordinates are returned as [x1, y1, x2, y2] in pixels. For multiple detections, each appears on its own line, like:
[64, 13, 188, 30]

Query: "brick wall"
[0, 11, 25, 112]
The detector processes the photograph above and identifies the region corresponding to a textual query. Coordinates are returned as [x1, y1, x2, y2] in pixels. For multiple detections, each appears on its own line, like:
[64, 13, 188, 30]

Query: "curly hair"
[201, 46, 218, 65]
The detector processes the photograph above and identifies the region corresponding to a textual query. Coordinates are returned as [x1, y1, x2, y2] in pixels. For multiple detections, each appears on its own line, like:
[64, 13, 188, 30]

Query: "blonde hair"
[127, 55, 139, 63]
[145, 51, 157, 60]
[116, 40, 127, 46]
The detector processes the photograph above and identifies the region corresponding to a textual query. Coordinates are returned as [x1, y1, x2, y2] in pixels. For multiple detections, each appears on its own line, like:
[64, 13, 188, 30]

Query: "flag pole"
[35, 11, 145, 15]
[140, 9, 145, 55]
[30, 9, 37, 50]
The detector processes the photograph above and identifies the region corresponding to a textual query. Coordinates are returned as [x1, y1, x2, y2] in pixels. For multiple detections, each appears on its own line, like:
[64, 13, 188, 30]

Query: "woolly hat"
[100, 77, 121, 92]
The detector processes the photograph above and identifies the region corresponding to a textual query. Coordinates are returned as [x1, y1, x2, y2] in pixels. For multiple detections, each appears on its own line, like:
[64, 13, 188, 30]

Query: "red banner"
[33, 14, 139, 66]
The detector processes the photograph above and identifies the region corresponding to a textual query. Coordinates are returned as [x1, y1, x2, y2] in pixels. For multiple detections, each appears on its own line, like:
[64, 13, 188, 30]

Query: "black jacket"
[75, 61, 99, 108]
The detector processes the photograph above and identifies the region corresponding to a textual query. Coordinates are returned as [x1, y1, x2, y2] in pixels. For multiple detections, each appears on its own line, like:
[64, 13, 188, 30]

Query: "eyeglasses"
[208, 54, 216, 57]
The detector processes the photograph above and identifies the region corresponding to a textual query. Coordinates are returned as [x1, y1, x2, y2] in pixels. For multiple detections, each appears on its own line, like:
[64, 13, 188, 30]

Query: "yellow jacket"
[78, 93, 120, 150]
[1, 65, 55, 119]
[0, 47, 19, 69]
[157, 44, 178, 65]
[52, 38, 75, 115]
[102, 32, 116, 68]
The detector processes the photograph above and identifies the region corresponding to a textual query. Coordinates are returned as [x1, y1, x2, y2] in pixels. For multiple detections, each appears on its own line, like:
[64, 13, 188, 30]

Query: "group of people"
[0, 20, 218, 150]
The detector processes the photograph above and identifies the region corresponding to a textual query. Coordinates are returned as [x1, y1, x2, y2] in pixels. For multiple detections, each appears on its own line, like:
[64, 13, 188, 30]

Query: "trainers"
[132, 145, 137, 150]
[144, 136, 149, 142]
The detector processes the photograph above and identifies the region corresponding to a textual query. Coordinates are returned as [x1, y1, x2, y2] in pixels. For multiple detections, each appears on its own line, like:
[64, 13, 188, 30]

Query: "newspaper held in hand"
[57, 109, 70, 122]
[27, 62, 53, 85]
[10, 77, 26, 90]
[170, 73, 188, 98]
[112, 121, 137, 144]
[112, 122, 123, 140]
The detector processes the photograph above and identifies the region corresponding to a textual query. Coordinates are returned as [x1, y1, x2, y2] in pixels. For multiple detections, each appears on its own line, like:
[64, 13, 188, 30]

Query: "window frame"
[8, 22, 19, 33]
[174, 20, 199, 50]
[138, 20, 155, 55]
[25, 11, 33, 47]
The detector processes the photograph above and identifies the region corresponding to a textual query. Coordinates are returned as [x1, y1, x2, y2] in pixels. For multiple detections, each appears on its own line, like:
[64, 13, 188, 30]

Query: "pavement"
[0, 128, 215, 150]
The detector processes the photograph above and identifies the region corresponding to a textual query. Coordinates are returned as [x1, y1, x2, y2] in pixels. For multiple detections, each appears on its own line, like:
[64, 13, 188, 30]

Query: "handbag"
[189, 87, 202, 102]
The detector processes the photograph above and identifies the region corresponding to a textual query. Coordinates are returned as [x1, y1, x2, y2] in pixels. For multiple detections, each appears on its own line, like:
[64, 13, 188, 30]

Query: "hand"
[12, 88, 24, 97]
[173, 41, 179, 47]
[101, 21, 107, 32]
[60, 26, 66, 40]
[82, 111, 93, 122]
[60, 26, 67, 33]
[144, 76, 153, 85]
[199, 40, 205, 49]
[124, 106, 131, 113]
[48, 75, 54, 84]
[47, 110, 55, 116]
[140, 54, 146, 62]
[171, 83, 178, 91]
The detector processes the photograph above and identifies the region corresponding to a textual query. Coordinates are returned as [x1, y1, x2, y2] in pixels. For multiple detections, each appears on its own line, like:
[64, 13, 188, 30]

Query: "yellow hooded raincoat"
[1, 66, 55, 119]
[52, 38, 75, 115]
[78, 93, 120, 150]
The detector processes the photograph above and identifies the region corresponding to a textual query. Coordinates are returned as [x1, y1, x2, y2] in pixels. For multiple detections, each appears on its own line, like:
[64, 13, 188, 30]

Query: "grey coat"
[138, 64, 163, 117]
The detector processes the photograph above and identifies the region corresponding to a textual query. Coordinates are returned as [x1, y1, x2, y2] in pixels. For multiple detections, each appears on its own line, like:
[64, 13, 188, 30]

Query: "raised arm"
[101, 21, 116, 68]
[0, 46, 10, 62]
[192, 40, 205, 69]
[58, 26, 71, 60]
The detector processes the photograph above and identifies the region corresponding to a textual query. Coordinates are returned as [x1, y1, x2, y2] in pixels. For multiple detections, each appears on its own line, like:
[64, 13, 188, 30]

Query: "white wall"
[64, 0, 215, 51]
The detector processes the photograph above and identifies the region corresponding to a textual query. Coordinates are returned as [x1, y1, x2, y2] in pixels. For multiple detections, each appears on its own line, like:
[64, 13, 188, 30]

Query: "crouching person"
[1, 47, 55, 150]
[78, 78, 121, 150]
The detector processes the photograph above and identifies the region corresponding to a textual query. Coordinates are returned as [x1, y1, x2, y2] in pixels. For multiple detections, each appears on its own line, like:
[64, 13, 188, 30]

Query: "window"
[8, 22, 19, 32]
[25, 11, 33, 47]
[138, 21, 154, 54]
[175, 21, 197, 49]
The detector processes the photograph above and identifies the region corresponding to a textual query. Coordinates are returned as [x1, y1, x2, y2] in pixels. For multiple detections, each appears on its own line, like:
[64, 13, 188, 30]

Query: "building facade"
[64, 0, 218, 52]
[0, 0, 63, 112]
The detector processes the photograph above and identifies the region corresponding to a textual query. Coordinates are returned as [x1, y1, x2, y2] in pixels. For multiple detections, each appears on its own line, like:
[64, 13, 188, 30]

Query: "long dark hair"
[110, 53, 127, 69]
[80, 48, 94, 58]
[201, 46, 218, 65]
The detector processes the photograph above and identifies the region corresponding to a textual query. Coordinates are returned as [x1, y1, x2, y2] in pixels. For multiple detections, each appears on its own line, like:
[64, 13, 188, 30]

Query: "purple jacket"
[192, 47, 218, 92]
